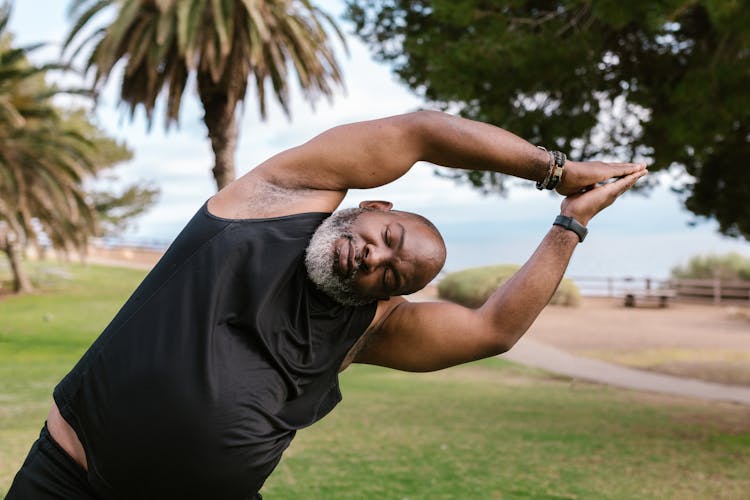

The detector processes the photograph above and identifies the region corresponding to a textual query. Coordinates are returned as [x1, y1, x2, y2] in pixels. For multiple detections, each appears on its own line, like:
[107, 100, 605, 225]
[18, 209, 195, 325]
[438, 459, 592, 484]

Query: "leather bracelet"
[546, 151, 566, 190]
[536, 147, 566, 190]
[553, 215, 588, 242]
[535, 146, 554, 190]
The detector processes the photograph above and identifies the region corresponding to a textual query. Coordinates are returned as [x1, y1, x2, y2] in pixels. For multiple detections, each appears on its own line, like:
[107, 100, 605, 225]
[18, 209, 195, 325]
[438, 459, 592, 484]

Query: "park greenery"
[346, 0, 750, 240]
[2, 3, 748, 494]
[0, 2, 156, 293]
[438, 264, 581, 307]
[1, 261, 749, 498]
[64, 0, 347, 190]
[672, 252, 750, 281]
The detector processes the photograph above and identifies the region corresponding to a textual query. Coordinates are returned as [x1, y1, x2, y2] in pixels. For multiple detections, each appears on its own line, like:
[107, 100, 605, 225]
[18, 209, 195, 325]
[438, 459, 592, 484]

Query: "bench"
[623, 289, 676, 308]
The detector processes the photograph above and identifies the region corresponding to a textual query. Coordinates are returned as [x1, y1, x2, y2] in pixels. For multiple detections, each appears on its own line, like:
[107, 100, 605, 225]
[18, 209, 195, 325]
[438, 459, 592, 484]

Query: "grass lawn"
[1, 261, 749, 498]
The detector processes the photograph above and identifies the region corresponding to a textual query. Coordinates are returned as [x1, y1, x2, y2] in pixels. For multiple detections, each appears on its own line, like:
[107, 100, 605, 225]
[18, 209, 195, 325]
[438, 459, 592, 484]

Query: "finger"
[607, 170, 647, 195]
[587, 162, 646, 186]
[605, 162, 648, 178]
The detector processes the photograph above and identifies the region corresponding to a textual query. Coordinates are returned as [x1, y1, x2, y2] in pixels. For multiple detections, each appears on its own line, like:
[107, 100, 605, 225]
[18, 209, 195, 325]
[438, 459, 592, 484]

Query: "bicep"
[255, 113, 427, 192]
[354, 300, 507, 372]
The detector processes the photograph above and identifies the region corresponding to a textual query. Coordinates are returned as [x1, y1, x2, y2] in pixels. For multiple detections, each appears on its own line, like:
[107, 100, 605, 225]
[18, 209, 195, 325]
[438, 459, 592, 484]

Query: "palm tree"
[64, 0, 346, 190]
[0, 6, 53, 292]
[0, 3, 105, 292]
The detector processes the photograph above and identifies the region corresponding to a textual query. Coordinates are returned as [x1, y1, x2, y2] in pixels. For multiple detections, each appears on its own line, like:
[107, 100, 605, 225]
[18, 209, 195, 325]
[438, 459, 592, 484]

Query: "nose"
[361, 243, 391, 272]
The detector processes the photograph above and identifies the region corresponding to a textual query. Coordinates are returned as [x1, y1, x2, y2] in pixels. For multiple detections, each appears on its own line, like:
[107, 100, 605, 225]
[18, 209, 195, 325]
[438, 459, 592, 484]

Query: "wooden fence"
[570, 276, 750, 305]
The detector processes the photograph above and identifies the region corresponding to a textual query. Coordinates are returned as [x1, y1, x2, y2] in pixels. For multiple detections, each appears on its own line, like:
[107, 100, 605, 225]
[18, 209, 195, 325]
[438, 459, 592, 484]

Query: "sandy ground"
[528, 297, 750, 386]
[529, 297, 750, 350]
[87, 245, 164, 269]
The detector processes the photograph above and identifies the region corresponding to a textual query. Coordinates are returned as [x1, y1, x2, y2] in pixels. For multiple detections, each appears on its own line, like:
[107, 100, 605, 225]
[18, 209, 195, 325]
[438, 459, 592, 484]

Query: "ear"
[359, 200, 393, 211]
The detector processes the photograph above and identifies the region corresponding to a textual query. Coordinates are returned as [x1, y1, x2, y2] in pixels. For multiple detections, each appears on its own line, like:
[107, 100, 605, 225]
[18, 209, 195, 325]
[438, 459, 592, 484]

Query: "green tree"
[91, 183, 160, 237]
[59, 108, 160, 238]
[345, 0, 750, 238]
[0, 3, 149, 293]
[65, 0, 346, 190]
[0, 4, 83, 292]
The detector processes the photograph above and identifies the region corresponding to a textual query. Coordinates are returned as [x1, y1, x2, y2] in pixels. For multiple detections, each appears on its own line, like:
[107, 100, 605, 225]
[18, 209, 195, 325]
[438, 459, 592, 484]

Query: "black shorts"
[7, 424, 266, 499]
[6, 424, 99, 499]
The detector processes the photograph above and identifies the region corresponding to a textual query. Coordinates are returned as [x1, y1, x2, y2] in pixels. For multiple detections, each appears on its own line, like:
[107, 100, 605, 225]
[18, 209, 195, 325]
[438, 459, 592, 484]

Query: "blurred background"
[1, 1, 749, 498]
[3, 0, 750, 284]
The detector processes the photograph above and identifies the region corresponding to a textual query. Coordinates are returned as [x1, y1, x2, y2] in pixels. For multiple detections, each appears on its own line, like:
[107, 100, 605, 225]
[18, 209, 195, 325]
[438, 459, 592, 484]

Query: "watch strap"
[553, 215, 588, 242]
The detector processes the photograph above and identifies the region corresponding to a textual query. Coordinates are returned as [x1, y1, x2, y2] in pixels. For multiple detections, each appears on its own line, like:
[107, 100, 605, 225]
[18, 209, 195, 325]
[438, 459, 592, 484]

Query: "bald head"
[305, 204, 446, 306]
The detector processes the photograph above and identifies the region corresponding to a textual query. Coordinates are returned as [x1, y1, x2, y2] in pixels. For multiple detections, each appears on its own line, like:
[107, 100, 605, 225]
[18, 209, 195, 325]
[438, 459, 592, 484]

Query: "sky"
[8, 0, 750, 279]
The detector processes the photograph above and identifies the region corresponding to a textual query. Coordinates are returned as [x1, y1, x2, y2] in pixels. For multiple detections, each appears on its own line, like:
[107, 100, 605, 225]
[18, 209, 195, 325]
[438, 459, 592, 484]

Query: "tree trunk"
[199, 73, 238, 191]
[2, 235, 33, 294]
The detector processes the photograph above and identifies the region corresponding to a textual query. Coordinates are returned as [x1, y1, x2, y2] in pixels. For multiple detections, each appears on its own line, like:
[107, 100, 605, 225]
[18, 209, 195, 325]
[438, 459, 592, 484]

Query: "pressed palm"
[65, 0, 345, 189]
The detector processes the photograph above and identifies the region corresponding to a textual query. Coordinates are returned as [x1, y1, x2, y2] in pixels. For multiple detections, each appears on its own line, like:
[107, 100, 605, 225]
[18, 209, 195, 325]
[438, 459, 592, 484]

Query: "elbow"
[484, 326, 526, 356]
[492, 337, 513, 356]
[476, 329, 513, 357]
[405, 109, 448, 139]
[407, 109, 445, 122]
[409, 109, 449, 131]
[476, 310, 522, 355]
[415, 109, 446, 118]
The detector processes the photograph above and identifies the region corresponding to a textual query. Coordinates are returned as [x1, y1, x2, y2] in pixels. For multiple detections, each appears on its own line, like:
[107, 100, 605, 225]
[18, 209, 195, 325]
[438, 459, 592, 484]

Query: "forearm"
[478, 167, 648, 349]
[478, 225, 579, 350]
[416, 110, 550, 183]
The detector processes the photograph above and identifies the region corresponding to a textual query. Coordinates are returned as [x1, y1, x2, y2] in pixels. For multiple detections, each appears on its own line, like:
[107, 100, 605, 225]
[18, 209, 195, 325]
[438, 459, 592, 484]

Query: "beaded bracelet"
[547, 150, 566, 190]
[535, 146, 554, 190]
[535, 147, 566, 190]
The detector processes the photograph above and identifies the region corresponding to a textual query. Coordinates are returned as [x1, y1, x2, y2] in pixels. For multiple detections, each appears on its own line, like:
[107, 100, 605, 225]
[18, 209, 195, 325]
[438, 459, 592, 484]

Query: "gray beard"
[305, 208, 374, 307]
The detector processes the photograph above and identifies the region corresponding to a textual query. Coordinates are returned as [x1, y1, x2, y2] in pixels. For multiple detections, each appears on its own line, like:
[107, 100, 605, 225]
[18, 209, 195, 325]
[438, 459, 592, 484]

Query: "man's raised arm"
[353, 170, 647, 373]
[256, 110, 643, 195]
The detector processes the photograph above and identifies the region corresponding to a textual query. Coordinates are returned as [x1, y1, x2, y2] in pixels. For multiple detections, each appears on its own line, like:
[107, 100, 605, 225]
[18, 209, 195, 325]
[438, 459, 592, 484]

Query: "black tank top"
[53, 203, 376, 499]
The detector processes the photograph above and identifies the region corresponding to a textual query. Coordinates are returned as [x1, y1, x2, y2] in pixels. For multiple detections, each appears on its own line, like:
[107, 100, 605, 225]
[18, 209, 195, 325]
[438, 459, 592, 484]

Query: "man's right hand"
[560, 169, 648, 226]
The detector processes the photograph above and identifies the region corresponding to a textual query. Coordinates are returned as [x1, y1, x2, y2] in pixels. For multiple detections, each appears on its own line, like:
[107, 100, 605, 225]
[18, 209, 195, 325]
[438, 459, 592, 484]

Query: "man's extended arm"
[353, 171, 646, 372]
[212, 111, 645, 219]
[263, 110, 643, 192]
[266, 110, 554, 191]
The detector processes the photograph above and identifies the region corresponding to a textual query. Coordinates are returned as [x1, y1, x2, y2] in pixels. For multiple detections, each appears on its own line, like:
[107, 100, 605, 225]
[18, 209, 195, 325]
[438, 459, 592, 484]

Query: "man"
[8, 111, 646, 499]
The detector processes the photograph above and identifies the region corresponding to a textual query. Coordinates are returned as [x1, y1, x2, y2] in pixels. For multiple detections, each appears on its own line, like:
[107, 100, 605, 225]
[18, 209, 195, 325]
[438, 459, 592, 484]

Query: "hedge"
[437, 264, 581, 308]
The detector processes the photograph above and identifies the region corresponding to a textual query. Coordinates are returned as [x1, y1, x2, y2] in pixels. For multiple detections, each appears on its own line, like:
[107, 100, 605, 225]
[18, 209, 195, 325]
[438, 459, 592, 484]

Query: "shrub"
[437, 264, 581, 308]
[671, 253, 750, 281]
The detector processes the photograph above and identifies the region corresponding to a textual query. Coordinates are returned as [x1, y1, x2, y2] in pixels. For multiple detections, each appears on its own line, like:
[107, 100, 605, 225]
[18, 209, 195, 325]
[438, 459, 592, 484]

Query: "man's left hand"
[560, 169, 648, 226]
[557, 160, 647, 196]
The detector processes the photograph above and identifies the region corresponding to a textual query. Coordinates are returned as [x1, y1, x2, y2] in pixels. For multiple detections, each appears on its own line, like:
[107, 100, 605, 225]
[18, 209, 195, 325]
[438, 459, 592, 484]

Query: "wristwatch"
[553, 215, 588, 242]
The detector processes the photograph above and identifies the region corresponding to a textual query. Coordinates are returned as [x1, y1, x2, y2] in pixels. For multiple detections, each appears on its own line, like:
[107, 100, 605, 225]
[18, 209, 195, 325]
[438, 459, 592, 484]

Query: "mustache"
[336, 234, 362, 280]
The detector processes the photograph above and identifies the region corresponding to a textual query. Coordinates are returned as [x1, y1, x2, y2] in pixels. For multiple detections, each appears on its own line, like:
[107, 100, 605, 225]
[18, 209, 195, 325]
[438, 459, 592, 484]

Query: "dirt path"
[503, 337, 750, 405]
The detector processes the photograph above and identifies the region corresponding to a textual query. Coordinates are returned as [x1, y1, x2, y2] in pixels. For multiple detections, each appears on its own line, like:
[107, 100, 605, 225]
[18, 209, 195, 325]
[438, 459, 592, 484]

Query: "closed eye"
[384, 265, 403, 294]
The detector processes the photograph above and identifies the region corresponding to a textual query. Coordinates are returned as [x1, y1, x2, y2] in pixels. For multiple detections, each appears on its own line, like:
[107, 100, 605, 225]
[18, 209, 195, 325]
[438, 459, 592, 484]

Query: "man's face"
[305, 206, 446, 306]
